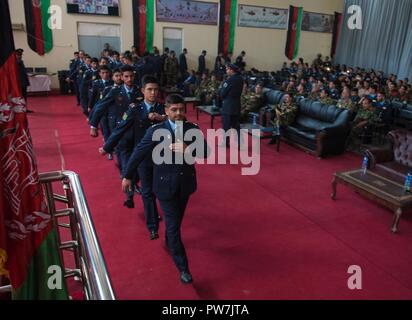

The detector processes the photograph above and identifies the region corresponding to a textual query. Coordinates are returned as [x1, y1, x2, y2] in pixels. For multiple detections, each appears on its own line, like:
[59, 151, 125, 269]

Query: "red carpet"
[27, 95, 412, 300]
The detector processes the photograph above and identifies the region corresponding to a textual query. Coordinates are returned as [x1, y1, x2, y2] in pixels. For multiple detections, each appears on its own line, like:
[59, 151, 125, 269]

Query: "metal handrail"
[39, 171, 115, 300]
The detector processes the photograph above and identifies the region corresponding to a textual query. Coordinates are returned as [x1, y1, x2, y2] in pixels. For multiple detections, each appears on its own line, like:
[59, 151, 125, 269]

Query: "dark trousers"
[159, 195, 190, 273]
[100, 115, 111, 143]
[118, 147, 136, 200]
[222, 114, 241, 145]
[22, 85, 28, 102]
[138, 167, 159, 232]
[74, 80, 81, 105]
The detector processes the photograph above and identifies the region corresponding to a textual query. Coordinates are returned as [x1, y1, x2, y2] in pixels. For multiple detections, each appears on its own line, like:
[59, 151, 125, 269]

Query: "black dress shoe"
[123, 199, 134, 209]
[180, 271, 193, 284]
[150, 231, 159, 240]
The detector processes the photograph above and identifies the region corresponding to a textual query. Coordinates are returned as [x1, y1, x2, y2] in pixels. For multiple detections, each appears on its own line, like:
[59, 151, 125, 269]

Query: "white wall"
[9, 0, 344, 88]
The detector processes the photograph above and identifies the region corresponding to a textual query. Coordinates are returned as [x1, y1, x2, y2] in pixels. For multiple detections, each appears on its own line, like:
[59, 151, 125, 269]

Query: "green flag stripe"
[228, 0, 237, 53]
[146, 0, 154, 53]
[293, 7, 303, 60]
[12, 229, 69, 300]
[41, 0, 53, 53]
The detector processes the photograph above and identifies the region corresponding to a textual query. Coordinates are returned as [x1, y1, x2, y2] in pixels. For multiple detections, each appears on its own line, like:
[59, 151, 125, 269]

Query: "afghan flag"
[331, 12, 343, 58]
[132, 0, 154, 55]
[285, 6, 303, 61]
[218, 0, 237, 56]
[23, 0, 53, 56]
[0, 0, 68, 300]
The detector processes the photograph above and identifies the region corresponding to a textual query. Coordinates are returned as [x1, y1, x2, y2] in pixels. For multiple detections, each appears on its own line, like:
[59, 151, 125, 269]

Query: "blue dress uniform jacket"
[125, 120, 210, 272]
[103, 101, 166, 167]
[219, 73, 244, 115]
[88, 79, 114, 111]
[125, 121, 209, 200]
[89, 85, 142, 131]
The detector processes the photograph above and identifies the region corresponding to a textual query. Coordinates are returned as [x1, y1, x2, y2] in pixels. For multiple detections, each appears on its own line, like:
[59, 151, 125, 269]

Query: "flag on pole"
[23, 0, 53, 55]
[285, 6, 303, 61]
[218, 0, 237, 56]
[0, 0, 67, 300]
[132, 0, 154, 54]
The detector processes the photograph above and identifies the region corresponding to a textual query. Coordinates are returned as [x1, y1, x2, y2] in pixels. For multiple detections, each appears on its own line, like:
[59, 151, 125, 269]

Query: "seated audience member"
[195, 72, 210, 103]
[295, 84, 308, 100]
[367, 84, 378, 102]
[267, 93, 298, 144]
[374, 91, 393, 126]
[337, 87, 356, 113]
[328, 81, 340, 100]
[240, 82, 264, 122]
[319, 89, 334, 105]
[180, 70, 197, 97]
[398, 85, 411, 104]
[350, 87, 361, 105]
[348, 97, 381, 148]
[308, 83, 321, 101]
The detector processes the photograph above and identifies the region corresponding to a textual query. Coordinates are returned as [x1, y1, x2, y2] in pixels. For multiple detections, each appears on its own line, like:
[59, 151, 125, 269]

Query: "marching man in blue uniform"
[89, 65, 143, 208]
[121, 94, 210, 284]
[88, 65, 113, 145]
[99, 75, 167, 240]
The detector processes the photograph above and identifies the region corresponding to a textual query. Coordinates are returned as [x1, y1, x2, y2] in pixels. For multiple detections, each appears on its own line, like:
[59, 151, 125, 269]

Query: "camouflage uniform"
[349, 105, 381, 147]
[204, 80, 221, 105]
[164, 56, 179, 87]
[337, 98, 357, 113]
[271, 101, 298, 127]
[241, 90, 264, 121]
[308, 92, 320, 101]
[319, 96, 335, 106]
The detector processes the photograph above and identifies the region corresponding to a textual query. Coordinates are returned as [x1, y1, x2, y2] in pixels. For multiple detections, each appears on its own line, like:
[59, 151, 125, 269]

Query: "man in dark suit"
[198, 50, 207, 74]
[90, 65, 143, 208]
[179, 48, 188, 80]
[100, 76, 167, 240]
[15, 49, 33, 113]
[121, 94, 209, 284]
[219, 64, 244, 147]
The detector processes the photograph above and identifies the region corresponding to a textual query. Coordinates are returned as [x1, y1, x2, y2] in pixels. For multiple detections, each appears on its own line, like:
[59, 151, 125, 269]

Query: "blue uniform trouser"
[100, 115, 111, 143]
[74, 80, 81, 105]
[222, 114, 241, 145]
[159, 195, 190, 273]
[138, 166, 159, 233]
[118, 146, 135, 200]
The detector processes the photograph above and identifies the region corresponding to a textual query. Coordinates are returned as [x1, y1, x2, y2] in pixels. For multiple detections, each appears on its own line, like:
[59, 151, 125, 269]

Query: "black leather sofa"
[284, 99, 351, 157]
[252, 90, 351, 157]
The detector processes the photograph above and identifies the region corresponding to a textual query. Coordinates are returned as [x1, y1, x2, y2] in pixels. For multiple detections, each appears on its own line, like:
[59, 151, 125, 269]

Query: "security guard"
[100, 76, 167, 240]
[218, 64, 244, 147]
[81, 57, 99, 116]
[90, 65, 143, 208]
[121, 94, 210, 284]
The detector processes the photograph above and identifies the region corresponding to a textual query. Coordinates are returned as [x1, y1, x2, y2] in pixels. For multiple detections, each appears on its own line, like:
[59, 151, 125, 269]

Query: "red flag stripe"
[139, 0, 147, 54]
[288, 7, 297, 60]
[32, 4, 45, 55]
